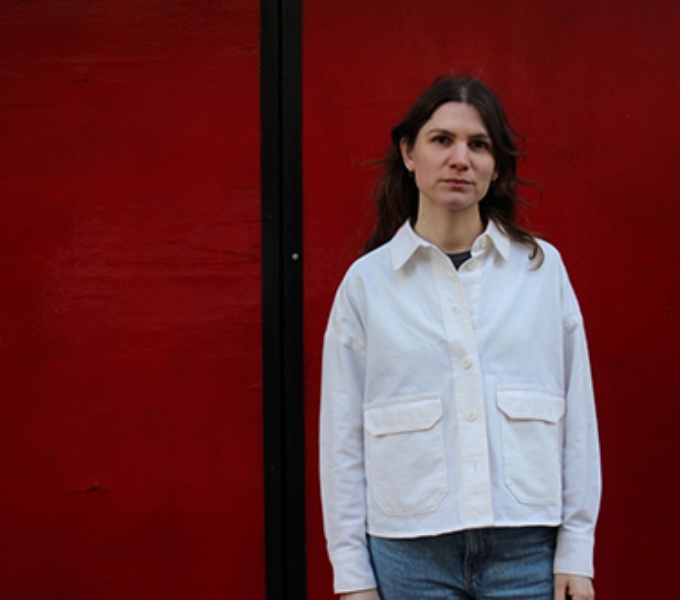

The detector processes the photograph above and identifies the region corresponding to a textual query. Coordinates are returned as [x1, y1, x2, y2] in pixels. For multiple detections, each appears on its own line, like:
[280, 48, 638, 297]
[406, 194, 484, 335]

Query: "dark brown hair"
[362, 75, 543, 265]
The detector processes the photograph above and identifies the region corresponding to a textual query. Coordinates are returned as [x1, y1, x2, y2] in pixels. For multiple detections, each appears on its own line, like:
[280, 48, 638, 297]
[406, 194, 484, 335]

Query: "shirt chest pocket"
[364, 395, 448, 516]
[497, 386, 565, 506]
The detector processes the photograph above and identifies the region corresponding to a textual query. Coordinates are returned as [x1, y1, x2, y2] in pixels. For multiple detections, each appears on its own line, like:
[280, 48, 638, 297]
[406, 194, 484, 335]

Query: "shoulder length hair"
[362, 75, 543, 266]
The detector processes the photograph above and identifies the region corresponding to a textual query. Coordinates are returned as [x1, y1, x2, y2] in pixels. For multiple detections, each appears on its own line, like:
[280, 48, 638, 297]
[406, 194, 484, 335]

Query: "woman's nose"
[448, 143, 470, 168]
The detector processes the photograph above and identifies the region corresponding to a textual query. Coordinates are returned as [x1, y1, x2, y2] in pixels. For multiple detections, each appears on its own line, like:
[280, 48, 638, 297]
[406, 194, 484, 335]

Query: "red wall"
[0, 2, 263, 598]
[304, 1, 680, 598]
[2, 1, 678, 597]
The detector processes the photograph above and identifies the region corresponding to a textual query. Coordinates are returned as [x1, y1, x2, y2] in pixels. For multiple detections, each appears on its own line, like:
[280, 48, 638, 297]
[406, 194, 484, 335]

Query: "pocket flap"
[497, 387, 564, 423]
[365, 396, 442, 436]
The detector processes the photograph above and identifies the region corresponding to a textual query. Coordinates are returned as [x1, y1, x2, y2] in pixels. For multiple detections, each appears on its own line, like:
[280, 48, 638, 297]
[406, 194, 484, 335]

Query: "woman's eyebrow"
[425, 128, 453, 136]
[425, 128, 491, 139]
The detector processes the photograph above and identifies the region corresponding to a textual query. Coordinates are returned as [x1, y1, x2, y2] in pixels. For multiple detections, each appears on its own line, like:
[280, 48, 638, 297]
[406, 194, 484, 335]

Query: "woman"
[319, 76, 601, 600]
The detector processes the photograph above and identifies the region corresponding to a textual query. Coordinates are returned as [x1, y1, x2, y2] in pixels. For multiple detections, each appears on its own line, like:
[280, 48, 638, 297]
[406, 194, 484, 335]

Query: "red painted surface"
[0, 2, 263, 598]
[304, 1, 680, 598]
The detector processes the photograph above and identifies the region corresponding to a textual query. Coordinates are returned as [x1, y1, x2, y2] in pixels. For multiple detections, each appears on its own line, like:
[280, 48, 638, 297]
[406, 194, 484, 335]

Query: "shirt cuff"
[553, 527, 595, 578]
[331, 547, 377, 594]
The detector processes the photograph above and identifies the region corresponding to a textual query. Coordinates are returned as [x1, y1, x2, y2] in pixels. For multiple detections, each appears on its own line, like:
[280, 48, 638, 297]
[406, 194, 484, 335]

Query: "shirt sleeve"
[554, 266, 602, 577]
[319, 278, 377, 593]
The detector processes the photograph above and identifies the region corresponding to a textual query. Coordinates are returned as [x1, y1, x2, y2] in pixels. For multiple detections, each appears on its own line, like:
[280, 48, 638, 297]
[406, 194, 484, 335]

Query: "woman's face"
[400, 101, 497, 218]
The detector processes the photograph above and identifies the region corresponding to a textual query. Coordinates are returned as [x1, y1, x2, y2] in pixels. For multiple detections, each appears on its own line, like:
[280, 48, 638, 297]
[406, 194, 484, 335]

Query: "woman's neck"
[414, 204, 484, 254]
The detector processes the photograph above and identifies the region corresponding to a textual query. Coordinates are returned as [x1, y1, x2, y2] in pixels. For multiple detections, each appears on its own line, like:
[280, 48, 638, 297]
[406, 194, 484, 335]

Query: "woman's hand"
[339, 590, 381, 600]
[554, 574, 594, 600]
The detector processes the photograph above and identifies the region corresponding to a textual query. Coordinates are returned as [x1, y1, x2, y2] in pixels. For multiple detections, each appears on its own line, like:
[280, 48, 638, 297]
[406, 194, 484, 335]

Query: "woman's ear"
[399, 138, 414, 173]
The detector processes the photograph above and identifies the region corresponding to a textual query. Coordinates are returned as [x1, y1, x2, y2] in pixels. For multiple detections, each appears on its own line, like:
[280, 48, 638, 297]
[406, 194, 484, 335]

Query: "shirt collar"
[477, 219, 511, 262]
[390, 219, 511, 271]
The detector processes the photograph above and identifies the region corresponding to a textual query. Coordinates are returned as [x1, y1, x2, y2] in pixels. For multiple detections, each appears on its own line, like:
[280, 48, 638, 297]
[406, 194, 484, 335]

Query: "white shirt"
[320, 220, 601, 594]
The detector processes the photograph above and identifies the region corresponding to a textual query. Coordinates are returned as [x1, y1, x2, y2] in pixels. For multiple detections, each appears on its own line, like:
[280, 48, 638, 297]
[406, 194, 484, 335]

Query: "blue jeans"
[368, 527, 556, 600]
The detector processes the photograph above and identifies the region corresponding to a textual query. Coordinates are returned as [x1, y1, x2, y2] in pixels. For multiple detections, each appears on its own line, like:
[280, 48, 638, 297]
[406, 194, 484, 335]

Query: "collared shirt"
[320, 220, 601, 594]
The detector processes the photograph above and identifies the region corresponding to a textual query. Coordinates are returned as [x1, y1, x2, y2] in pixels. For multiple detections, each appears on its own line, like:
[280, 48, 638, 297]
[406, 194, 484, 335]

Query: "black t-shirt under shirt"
[447, 250, 472, 270]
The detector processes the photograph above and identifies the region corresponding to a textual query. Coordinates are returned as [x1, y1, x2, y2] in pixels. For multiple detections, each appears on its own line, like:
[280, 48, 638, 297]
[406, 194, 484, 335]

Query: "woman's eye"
[470, 140, 491, 150]
[432, 135, 450, 145]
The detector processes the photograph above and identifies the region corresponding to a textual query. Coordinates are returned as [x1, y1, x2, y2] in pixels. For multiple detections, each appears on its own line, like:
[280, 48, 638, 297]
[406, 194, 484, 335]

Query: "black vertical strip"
[261, 0, 305, 598]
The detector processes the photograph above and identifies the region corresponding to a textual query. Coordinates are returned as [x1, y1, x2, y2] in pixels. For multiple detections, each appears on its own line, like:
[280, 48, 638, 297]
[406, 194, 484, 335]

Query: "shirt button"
[465, 410, 478, 421]
[467, 260, 478, 270]
[479, 238, 488, 249]
[461, 356, 472, 369]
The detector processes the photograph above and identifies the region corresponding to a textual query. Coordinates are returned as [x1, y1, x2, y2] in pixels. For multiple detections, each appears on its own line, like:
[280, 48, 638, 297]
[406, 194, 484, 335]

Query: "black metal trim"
[261, 0, 305, 598]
